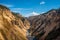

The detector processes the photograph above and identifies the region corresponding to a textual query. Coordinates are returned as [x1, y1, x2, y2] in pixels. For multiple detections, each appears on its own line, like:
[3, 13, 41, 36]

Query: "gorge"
[0, 5, 60, 40]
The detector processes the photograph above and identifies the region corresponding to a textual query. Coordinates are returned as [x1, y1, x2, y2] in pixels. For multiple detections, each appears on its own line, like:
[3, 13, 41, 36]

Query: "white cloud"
[10, 8, 31, 14]
[11, 8, 30, 11]
[0, 3, 14, 7]
[32, 11, 39, 15]
[25, 13, 32, 17]
[25, 11, 39, 17]
[40, 1, 45, 5]
[41, 12, 45, 13]
[4, 4, 13, 7]
[12, 10, 21, 13]
[11, 8, 23, 11]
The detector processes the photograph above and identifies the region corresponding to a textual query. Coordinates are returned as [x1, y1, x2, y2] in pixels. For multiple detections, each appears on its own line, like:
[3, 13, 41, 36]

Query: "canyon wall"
[0, 5, 30, 40]
[28, 9, 60, 40]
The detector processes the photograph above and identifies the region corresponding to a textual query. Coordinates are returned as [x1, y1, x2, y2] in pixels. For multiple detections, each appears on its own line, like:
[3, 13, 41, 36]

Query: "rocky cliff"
[28, 9, 60, 40]
[0, 5, 60, 40]
[0, 5, 30, 40]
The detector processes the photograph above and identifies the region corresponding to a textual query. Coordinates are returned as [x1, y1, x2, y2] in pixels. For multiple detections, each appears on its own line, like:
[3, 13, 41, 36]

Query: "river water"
[26, 30, 34, 40]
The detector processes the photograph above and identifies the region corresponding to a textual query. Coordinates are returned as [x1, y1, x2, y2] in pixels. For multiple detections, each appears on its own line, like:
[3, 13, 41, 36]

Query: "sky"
[0, 0, 60, 17]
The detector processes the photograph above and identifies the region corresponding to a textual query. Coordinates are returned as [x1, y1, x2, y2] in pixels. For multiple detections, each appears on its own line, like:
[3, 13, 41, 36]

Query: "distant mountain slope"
[28, 8, 60, 40]
[0, 5, 30, 40]
[0, 5, 60, 40]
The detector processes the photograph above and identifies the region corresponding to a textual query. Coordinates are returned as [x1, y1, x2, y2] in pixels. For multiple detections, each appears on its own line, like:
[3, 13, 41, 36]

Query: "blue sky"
[0, 0, 60, 17]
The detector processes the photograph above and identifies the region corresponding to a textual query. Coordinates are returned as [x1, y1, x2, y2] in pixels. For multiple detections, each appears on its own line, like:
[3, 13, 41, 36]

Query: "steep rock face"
[0, 5, 30, 40]
[28, 9, 60, 40]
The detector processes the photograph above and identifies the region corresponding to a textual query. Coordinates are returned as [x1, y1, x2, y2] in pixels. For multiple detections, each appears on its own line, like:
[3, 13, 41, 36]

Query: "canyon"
[0, 5, 60, 40]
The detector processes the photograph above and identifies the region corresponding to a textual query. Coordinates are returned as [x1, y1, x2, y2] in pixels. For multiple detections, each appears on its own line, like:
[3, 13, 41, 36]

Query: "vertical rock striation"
[28, 9, 60, 40]
[0, 5, 30, 40]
